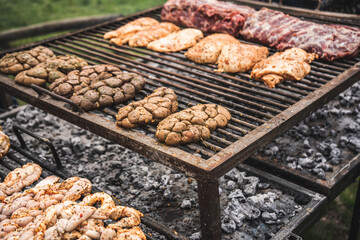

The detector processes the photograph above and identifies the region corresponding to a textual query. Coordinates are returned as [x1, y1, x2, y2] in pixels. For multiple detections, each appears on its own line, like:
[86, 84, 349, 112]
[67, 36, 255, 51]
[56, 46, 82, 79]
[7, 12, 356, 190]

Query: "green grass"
[0, 0, 166, 32]
[302, 177, 359, 240]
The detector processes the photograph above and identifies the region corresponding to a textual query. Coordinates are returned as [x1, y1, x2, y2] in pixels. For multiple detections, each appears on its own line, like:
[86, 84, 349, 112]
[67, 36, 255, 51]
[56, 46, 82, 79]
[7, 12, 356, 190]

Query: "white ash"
[1, 106, 305, 239]
[259, 81, 360, 180]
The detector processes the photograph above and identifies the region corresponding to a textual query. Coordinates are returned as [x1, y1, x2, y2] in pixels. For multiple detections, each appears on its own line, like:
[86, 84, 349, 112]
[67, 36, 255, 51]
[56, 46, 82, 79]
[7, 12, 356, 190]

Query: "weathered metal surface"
[349, 179, 360, 240]
[247, 153, 360, 201]
[0, 6, 359, 181]
[0, 76, 211, 179]
[197, 179, 221, 239]
[206, 64, 360, 178]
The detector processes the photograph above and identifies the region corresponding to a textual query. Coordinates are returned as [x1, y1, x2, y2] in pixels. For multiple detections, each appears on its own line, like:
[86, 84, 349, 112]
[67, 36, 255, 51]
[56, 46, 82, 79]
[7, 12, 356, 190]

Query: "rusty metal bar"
[197, 178, 221, 240]
[206, 63, 360, 178]
[53, 39, 285, 114]
[349, 179, 360, 240]
[47, 43, 276, 119]
[71, 35, 295, 106]
[88, 30, 304, 101]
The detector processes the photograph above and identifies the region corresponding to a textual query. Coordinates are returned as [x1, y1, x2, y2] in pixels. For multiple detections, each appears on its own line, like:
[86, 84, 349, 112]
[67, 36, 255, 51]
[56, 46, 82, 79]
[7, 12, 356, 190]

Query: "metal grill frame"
[0, 4, 359, 239]
[247, 153, 360, 202]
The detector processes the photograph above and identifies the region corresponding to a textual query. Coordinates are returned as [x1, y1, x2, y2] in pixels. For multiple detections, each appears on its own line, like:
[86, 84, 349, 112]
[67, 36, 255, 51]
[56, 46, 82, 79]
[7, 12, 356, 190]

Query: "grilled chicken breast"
[104, 17, 159, 45]
[147, 28, 204, 52]
[217, 43, 269, 73]
[128, 22, 180, 47]
[251, 48, 318, 88]
[185, 33, 239, 64]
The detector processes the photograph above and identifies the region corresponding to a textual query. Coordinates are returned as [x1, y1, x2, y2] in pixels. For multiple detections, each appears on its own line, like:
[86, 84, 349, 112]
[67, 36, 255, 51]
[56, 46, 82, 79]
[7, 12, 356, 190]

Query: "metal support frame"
[349, 178, 360, 240]
[197, 178, 222, 240]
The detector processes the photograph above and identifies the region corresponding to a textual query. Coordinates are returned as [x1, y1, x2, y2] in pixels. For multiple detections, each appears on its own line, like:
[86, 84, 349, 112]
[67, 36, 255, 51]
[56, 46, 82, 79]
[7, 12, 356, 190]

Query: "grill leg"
[349, 178, 360, 240]
[197, 178, 221, 240]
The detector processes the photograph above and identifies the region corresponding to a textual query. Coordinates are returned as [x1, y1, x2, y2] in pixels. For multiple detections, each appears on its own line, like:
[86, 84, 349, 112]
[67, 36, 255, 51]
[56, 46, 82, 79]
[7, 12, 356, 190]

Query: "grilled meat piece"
[0, 46, 55, 75]
[116, 87, 178, 128]
[251, 48, 318, 88]
[156, 104, 231, 146]
[161, 0, 255, 36]
[185, 33, 239, 64]
[102, 225, 146, 240]
[0, 163, 42, 202]
[49, 64, 123, 98]
[15, 55, 88, 86]
[241, 7, 360, 61]
[128, 22, 180, 47]
[69, 66, 146, 111]
[0, 126, 10, 160]
[147, 28, 204, 52]
[105, 17, 160, 45]
[217, 43, 269, 73]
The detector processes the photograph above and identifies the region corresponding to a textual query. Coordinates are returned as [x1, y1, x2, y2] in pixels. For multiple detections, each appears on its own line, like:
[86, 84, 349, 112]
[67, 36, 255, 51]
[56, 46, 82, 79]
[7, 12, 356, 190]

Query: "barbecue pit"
[0, 106, 327, 239]
[0, 1, 360, 239]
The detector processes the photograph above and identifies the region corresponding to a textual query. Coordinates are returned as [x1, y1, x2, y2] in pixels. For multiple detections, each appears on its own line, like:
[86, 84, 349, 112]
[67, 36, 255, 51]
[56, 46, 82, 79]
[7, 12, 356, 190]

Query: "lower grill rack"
[0, 123, 185, 240]
[245, 82, 360, 201]
[0, 106, 327, 239]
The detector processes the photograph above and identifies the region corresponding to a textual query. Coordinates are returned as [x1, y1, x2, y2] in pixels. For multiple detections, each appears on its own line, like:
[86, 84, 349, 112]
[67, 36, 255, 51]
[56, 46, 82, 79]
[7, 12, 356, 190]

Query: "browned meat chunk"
[156, 104, 231, 146]
[161, 0, 255, 36]
[251, 48, 318, 88]
[147, 28, 204, 52]
[128, 22, 180, 47]
[49, 64, 122, 98]
[217, 43, 269, 73]
[116, 87, 178, 128]
[0, 163, 42, 201]
[185, 33, 239, 64]
[15, 55, 88, 87]
[241, 7, 360, 61]
[0, 126, 10, 160]
[104, 17, 159, 45]
[69, 65, 146, 111]
[0, 46, 55, 75]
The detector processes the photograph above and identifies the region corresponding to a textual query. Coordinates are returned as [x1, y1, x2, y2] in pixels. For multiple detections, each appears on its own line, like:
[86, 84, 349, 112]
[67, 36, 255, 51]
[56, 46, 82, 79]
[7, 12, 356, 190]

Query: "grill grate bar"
[88, 30, 305, 100]
[52, 41, 278, 119]
[105, 90, 248, 152]
[47, 43, 275, 119]
[60, 37, 288, 112]
[73, 34, 297, 106]
[311, 61, 348, 72]
[170, 50, 322, 92]
[106, 77, 265, 127]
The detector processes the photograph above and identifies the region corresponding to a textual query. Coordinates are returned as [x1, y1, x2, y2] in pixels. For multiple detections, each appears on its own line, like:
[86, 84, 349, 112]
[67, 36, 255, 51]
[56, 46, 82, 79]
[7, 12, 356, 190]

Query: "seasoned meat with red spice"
[128, 22, 180, 47]
[185, 33, 239, 64]
[217, 43, 269, 73]
[251, 48, 318, 88]
[104, 17, 159, 45]
[147, 28, 203, 52]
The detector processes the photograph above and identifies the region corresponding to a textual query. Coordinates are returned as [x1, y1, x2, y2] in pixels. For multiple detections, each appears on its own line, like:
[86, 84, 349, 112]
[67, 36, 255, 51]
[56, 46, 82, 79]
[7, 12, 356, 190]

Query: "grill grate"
[39, 8, 359, 160]
[0, 5, 359, 238]
[0, 124, 185, 240]
[0, 6, 359, 178]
